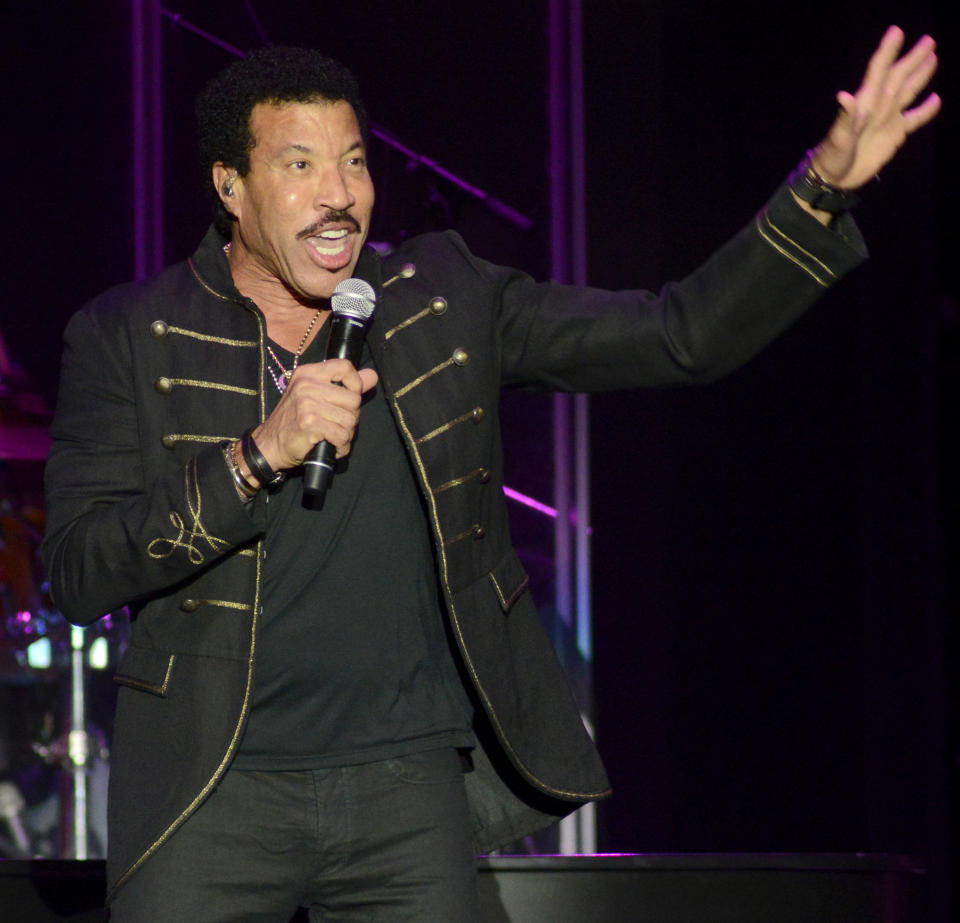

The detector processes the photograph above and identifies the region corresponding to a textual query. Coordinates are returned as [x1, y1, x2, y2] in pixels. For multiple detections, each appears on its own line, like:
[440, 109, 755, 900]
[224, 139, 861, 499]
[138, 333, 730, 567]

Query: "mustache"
[296, 210, 361, 240]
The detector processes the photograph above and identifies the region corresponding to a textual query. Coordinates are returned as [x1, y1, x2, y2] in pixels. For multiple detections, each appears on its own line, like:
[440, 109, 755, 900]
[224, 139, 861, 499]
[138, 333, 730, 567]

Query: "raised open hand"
[812, 26, 940, 190]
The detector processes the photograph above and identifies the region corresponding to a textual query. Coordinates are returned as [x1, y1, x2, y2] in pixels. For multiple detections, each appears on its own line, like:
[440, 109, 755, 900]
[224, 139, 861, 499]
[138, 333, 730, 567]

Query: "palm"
[813, 26, 941, 190]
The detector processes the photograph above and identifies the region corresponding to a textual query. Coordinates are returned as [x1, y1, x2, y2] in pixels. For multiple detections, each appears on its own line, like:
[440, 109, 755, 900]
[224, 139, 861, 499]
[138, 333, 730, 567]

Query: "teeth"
[309, 228, 351, 256]
[312, 238, 348, 256]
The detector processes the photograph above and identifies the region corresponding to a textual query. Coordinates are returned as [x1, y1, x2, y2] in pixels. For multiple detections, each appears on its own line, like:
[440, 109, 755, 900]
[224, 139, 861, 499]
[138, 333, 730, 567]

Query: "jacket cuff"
[191, 441, 267, 543]
[756, 183, 868, 288]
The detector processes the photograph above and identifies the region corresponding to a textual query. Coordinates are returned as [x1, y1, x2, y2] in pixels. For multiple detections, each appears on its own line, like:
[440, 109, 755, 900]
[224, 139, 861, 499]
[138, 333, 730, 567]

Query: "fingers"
[852, 28, 937, 118]
[294, 357, 368, 394]
[815, 26, 939, 190]
[834, 90, 865, 136]
[904, 92, 943, 133]
[856, 25, 906, 103]
[894, 42, 938, 110]
[890, 33, 936, 84]
[285, 361, 371, 457]
[257, 360, 379, 468]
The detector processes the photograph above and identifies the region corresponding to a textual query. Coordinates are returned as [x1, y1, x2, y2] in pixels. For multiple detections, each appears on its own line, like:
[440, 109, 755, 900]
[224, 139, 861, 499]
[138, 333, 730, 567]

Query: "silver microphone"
[302, 278, 377, 498]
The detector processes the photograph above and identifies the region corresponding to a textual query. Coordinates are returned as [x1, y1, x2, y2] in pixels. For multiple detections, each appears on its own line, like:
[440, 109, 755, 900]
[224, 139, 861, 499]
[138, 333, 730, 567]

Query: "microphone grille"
[331, 278, 376, 320]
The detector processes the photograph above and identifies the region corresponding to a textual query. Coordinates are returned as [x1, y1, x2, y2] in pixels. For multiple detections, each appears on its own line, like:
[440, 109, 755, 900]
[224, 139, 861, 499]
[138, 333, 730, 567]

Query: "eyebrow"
[277, 141, 365, 157]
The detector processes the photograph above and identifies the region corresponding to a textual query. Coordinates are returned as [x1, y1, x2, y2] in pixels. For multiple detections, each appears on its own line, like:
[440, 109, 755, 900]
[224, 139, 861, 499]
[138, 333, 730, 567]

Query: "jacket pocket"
[487, 550, 530, 614]
[113, 646, 176, 697]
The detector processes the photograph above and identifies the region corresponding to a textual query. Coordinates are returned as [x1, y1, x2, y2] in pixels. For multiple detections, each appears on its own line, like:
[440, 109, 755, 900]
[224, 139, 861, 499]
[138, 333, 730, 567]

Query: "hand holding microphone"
[302, 278, 377, 498]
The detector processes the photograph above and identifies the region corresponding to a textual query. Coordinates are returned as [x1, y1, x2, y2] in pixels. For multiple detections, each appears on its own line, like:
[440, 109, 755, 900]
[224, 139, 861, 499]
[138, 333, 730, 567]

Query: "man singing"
[42, 27, 939, 922]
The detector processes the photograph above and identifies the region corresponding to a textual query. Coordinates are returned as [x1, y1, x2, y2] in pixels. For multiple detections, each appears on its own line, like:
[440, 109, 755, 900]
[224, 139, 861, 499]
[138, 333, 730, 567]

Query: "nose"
[313, 165, 355, 212]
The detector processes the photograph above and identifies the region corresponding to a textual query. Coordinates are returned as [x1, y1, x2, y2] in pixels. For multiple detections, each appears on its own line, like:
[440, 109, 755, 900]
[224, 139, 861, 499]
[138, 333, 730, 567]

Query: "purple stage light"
[503, 485, 592, 533]
[503, 485, 558, 518]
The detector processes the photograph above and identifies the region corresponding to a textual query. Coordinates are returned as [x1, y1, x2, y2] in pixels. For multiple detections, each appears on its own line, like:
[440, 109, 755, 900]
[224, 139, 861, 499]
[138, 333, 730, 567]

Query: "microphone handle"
[302, 316, 367, 498]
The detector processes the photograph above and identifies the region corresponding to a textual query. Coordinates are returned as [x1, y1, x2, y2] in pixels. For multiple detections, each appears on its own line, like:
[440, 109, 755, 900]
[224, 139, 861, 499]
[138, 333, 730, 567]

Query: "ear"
[212, 163, 241, 216]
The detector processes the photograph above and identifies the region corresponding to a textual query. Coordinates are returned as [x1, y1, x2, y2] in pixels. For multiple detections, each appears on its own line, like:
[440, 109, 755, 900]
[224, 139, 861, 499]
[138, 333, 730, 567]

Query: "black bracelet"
[240, 428, 285, 488]
[788, 149, 860, 215]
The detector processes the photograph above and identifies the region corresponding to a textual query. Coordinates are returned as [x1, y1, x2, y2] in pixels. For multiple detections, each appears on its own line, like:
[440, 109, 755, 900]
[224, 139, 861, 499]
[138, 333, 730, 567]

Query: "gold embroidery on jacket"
[434, 467, 488, 494]
[389, 397, 609, 802]
[385, 308, 431, 341]
[489, 571, 510, 608]
[162, 434, 232, 446]
[755, 210, 833, 287]
[761, 212, 836, 279]
[114, 654, 176, 696]
[188, 260, 255, 313]
[443, 525, 482, 547]
[162, 378, 258, 396]
[165, 325, 258, 347]
[110, 274, 271, 904]
[394, 357, 456, 398]
[489, 571, 530, 611]
[382, 263, 416, 288]
[147, 460, 231, 564]
[109, 546, 265, 902]
[415, 408, 482, 446]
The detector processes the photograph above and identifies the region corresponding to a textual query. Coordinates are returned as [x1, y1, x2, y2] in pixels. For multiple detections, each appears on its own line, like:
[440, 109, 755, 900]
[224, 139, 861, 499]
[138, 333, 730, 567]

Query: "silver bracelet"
[222, 441, 258, 501]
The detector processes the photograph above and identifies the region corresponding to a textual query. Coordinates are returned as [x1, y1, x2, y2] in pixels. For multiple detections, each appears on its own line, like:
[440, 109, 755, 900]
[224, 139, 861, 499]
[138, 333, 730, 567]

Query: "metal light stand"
[66, 624, 90, 859]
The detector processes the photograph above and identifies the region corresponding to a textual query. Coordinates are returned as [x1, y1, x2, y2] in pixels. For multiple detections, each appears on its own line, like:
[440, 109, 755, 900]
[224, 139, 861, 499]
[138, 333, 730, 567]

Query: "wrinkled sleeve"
[486, 185, 867, 391]
[41, 307, 266, 626]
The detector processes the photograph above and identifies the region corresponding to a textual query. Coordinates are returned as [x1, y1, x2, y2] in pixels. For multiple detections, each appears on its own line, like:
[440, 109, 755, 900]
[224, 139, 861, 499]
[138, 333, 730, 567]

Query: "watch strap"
[788, 150, 860, 214]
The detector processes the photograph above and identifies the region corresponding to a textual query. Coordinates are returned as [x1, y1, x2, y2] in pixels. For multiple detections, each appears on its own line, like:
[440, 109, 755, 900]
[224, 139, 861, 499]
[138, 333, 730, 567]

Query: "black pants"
[109, 749, 481, 922]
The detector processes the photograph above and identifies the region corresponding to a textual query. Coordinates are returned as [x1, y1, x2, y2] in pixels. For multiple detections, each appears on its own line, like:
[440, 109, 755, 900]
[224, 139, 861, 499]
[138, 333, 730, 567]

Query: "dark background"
[1, 0, 956, 916]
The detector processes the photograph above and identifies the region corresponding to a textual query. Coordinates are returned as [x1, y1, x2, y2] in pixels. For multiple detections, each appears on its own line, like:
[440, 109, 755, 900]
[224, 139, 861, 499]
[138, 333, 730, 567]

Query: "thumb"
[359, 367, 379, 393]
[835, 90, 868, 133]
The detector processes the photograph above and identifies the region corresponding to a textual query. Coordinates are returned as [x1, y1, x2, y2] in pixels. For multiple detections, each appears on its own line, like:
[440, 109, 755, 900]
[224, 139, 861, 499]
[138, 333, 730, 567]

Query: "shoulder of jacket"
[393, 229, 478, 264]
[77, 260, 194, 322]
[74, 258, 243, 336]
[388, 230, 504, 290]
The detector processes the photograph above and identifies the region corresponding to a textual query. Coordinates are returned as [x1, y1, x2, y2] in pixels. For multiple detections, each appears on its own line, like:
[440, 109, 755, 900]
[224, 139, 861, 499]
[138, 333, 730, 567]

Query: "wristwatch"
[788, 150, 860, 214]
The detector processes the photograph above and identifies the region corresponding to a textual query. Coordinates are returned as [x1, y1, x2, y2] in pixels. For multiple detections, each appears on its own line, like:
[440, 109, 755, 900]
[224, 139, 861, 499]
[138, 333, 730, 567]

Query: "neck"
[226, 240, 330, 350]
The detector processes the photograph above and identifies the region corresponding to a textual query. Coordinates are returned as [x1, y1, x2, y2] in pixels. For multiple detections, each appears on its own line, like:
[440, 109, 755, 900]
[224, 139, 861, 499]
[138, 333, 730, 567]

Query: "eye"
[345, 156, 366, 169]
[289, 160, 308, 170]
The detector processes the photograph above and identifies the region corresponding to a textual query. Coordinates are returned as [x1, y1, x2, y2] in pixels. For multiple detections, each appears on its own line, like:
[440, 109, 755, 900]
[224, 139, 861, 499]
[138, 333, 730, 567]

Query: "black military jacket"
[42, 185, 865, 898]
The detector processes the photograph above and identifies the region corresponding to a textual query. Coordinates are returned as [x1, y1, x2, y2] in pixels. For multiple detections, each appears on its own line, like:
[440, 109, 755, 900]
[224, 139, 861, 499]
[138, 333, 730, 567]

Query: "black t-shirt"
[233, 332, 474, 769]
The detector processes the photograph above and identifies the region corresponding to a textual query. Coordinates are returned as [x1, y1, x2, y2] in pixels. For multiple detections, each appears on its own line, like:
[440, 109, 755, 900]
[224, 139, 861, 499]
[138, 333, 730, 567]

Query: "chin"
[293, 269, 352, 302]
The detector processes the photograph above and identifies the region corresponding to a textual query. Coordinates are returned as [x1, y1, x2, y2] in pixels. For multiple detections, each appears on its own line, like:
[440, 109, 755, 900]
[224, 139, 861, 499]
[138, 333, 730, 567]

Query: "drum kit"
[0, 345, 125, 861]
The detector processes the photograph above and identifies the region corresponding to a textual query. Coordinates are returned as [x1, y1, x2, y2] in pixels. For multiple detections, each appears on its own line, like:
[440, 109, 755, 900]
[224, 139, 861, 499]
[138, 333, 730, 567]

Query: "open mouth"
[307, 228, 351, 259]
[310, 227, 350, 255]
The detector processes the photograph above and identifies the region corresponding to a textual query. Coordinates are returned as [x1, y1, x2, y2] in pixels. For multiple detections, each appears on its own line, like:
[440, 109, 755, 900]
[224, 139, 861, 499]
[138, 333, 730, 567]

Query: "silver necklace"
[266, 310, 322, 394]
[222, 242, 323, 394]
